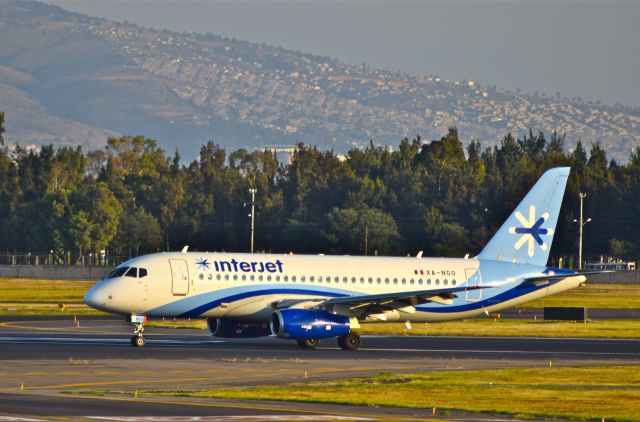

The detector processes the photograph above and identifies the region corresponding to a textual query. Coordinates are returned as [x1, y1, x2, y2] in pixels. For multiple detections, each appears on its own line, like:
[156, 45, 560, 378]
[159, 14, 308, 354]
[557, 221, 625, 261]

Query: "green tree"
[114, 207, 163, 257]
[68, 211, 92, 258]
[325, 206, 402, 255]
[68, 182, 123, 258]
[609, 238, 636, 259]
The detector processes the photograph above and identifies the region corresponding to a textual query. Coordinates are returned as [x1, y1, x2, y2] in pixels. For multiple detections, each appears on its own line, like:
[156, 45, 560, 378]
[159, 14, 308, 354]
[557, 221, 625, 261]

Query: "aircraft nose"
[83, 285, 103, 310]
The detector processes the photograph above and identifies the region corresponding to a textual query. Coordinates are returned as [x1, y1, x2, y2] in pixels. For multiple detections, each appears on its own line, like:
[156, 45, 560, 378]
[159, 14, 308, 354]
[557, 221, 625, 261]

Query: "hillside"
[1, 1, 639, 161]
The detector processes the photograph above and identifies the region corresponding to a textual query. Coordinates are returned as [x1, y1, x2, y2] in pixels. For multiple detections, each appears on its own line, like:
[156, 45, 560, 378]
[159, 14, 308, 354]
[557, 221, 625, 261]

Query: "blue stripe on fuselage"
[149, 268, 575, 318]
[416, 277, 563, 313]
[148, 284, 357, 318]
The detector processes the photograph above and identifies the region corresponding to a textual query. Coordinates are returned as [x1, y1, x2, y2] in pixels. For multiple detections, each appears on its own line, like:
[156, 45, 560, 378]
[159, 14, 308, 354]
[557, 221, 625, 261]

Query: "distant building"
[586, 260, 636, 271]
[258, 146, 296, 165]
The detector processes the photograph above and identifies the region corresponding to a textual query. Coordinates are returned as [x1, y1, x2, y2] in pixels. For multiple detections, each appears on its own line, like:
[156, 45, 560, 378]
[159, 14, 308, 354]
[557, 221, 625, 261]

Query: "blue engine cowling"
[270, 309, 350, 340]
[207, 318, 271, 338]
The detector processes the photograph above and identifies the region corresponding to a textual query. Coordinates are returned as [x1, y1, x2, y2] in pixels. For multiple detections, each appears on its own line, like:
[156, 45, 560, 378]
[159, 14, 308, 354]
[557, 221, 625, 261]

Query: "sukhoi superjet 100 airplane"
[85, 167, 591, 350]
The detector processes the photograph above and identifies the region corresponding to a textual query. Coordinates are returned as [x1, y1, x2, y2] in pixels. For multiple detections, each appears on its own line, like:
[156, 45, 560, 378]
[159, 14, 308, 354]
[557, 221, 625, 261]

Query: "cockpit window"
[107, 267, 129, 279]
[106, 266, 147, 279]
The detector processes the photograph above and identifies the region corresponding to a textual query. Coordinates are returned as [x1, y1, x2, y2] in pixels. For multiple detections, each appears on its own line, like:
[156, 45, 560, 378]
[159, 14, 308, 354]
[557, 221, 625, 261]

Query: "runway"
[1, 316, 638, 361]
[0, 316, 638, 421]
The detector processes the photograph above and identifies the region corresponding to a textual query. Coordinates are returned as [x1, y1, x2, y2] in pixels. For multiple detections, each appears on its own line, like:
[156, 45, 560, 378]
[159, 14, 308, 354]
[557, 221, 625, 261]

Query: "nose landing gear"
[129, 315, 147, 347]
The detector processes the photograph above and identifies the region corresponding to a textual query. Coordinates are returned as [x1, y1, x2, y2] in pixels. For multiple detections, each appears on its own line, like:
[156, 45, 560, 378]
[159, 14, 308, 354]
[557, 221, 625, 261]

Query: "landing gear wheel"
[131, 335, 145, 347]
[129, 315, 146, 347]
[296, 338, 319, 349]
[338, 332, 360, 350]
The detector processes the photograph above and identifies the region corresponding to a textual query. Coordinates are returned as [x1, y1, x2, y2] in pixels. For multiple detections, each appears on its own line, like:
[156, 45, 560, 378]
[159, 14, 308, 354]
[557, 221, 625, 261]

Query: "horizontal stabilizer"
[517, 271, 612, 287]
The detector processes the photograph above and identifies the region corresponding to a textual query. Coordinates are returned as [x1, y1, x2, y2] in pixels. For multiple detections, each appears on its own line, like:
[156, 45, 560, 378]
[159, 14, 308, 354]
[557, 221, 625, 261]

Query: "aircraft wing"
[321, 285, 485, 310]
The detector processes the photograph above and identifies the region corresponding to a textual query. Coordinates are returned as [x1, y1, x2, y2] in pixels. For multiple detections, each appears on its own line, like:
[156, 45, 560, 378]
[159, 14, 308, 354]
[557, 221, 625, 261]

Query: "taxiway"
[0, 316, 637, 421]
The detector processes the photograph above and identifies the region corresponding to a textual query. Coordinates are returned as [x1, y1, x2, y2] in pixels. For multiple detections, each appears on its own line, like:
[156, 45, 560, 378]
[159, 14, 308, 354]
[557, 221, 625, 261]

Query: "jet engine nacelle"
[270, 309, 350, 340]
[207, 318, 271, 338]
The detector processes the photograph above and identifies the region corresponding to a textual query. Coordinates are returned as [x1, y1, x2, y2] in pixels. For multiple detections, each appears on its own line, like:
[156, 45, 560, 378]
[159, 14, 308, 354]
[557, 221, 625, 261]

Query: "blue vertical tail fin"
[477, 167, 570, 266]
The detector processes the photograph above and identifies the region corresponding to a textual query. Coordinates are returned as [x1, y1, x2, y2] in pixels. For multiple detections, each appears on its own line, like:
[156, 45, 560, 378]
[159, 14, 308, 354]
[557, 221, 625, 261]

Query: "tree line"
[1, 124, 639, 266]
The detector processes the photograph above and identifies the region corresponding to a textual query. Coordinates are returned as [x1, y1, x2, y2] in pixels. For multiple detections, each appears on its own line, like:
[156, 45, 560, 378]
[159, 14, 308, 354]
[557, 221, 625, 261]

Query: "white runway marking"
[88, 416, 371, 421]
[0, 337, 226, 344]
[1, 335, 636, 357]
[355, 347, 640, 356]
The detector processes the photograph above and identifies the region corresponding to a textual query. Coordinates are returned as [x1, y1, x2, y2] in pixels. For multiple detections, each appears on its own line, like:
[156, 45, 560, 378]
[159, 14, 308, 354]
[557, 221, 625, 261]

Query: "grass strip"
[156, 366, 640, 421]
[522, 283, 640, 309]
[2, 279, 640, 309]
[0, 304, 106, 315]
[2, 279, 640, 323]
[0, 278, 94, 302]
[0, 278, 106, 315]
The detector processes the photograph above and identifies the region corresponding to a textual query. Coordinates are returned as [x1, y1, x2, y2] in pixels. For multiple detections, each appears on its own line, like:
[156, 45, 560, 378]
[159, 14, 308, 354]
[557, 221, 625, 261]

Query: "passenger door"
[169, 259, 189, 295]
[465, 268, 482, 302]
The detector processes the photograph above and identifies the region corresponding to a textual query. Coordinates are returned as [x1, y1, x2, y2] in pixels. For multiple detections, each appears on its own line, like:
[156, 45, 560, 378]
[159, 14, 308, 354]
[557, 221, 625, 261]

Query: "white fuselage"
[84, 251, 584, 323]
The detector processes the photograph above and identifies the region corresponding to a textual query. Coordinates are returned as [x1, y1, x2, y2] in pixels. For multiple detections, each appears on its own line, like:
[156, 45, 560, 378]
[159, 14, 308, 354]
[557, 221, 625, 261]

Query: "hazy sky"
[50, 1, 640, 108]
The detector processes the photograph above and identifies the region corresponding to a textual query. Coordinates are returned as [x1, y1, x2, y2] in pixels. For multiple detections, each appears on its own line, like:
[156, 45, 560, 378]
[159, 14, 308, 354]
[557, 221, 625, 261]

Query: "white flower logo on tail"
[508, 205, 553, 257]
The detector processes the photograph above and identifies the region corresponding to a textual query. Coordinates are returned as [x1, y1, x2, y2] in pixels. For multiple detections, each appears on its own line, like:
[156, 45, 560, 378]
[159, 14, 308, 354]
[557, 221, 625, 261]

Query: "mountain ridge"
[1, 0, 639, 161]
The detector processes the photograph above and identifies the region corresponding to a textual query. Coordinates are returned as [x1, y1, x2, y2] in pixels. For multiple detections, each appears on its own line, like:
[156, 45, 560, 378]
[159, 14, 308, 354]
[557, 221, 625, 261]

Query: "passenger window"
[125, 267, 137, 278]
[217, 274, 221, 281]
[199, 273, 204, 280]
[444, 279, 448, 285]
[452, 280, 457, 286]
[401, 278, 406, 285]
[385, 278, 390, 284]
[258, 275, 263, 281]
[233, 275, 238, 281]
[393, 278, 398, 284]
[368, 277, 373, 284]
[225, 274, 230, 281]
[292, 276, 297, 282]
[208, 274, 213, 281]
[250, 275, 255, 281]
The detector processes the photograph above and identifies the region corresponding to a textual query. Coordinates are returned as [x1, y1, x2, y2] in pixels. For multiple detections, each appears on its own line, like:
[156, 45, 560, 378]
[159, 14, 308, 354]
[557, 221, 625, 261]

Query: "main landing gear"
[295, 332, 361, 350]
[337, 332, 361, 350]
[129, 315, 147, 347]
[296, 338, 319, 349]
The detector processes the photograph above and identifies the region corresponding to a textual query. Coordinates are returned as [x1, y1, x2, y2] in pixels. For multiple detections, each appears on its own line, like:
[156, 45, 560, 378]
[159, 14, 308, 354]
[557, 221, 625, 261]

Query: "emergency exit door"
[169, 259, 189, 295]
[465, 268, 482, 302]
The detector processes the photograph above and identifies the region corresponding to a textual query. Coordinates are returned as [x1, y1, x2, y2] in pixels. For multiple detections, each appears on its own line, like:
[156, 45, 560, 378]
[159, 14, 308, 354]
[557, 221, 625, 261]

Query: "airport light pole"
[364, 224, 368, 256]
[573, 193, 591, 270]
[249, 188, 257, 254]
